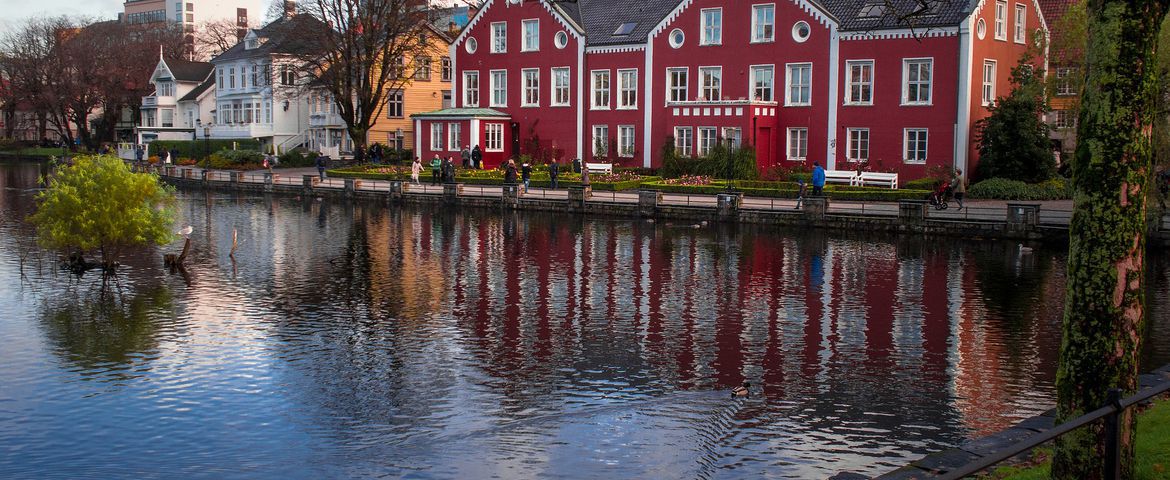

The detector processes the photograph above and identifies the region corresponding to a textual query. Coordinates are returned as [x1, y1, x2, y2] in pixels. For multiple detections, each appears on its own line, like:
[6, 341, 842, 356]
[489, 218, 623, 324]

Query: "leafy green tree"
[975, 53, 1056, 183]
[29, 155, 176, 271]
[1053, 0, 1167, 477]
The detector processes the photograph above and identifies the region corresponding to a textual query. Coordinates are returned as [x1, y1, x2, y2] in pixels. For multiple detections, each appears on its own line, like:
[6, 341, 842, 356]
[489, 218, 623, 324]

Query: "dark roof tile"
[163, 57, 214, 82]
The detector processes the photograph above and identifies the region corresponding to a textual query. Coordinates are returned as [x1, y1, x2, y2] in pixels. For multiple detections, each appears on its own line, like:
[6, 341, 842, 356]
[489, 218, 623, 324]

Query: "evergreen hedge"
[149, 139, 262, 160]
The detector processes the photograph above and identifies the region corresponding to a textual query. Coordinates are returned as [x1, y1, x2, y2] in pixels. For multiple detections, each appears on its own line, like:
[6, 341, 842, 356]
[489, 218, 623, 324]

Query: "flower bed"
[327, 164, 658, 191]
[642, 180, 929, 201]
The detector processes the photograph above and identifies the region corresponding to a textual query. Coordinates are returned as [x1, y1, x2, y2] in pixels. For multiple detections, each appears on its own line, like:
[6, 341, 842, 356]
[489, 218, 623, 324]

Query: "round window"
[669, 28, 685, 49]
[792, 21, 811, 42]
[465, 37, 478, 54]
[555, 31, 568, 49]
[977, 19, 987, 40]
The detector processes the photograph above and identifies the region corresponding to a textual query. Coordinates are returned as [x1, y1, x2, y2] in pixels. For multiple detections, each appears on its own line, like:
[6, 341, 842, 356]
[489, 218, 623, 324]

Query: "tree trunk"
[1052, 0, 1164, 478]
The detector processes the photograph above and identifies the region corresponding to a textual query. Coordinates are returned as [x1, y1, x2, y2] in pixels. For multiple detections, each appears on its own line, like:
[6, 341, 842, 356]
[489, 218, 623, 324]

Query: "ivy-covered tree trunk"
[1053, 0, 1166, 478]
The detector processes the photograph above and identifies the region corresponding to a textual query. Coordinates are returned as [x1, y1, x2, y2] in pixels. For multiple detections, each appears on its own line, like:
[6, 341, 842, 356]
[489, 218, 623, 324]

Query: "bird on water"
[732, 382, 751, 397]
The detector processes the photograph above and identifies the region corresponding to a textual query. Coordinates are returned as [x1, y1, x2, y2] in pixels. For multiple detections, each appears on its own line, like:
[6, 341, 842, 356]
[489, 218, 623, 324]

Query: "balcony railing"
[309, 112, 345, 128]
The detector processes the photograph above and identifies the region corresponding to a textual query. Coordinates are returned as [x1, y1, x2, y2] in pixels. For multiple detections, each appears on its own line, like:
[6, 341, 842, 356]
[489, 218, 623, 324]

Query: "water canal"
[1, 161, 1168, 478]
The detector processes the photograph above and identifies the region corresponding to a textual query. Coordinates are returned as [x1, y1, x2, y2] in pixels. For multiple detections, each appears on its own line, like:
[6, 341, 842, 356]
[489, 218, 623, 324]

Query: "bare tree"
[291, 0, 433, 154]
[195, 18, 243, 59]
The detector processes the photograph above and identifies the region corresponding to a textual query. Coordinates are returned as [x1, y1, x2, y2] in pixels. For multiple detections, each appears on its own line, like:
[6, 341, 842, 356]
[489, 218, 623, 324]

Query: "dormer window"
[859, 3, 887, 18]
[157, 81, 174, 97]
[246, 38, 259, 49]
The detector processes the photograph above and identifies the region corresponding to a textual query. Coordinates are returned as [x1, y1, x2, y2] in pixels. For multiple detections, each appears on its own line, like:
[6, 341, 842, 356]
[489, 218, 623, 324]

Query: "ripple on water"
[0, 163, 1168, 478]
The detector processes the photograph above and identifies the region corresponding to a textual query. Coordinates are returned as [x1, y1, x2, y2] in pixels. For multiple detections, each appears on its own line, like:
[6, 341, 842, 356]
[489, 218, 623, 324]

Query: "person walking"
[521, 161, 532, 193]
[504, 159, 518, 184]
[811, 162, 826, 196]
[316, 154, 328, 180]
[461, 145, 471, 168]
[444, 156, 457, 183]
[430, 154, 442, 185]
[471, 145, 483, 169]
[134, 145, 144, 166]
[549, 160, 560, 189]
[952, 168, 967, 211]
[411, 157, 422, 185]
[794, 179, 808, 209]
[170, 148, 180, 166]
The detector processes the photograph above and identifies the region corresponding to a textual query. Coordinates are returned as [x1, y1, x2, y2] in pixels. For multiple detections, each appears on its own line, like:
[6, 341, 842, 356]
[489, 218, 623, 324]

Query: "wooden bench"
[585, 162, 614, 175]
[824, 170, 858, 186]
[858, 171, 899, 189]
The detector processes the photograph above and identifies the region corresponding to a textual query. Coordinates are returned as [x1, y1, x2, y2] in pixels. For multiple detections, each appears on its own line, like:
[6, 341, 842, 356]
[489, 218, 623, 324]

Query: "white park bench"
[585, 162, 614, 175]
[858, 171, 899, 189]
[824, 170, 859, 186]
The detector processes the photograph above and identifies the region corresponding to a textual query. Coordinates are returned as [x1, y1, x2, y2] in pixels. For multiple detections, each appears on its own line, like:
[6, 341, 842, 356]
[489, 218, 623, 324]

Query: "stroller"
[928, 180, 953, 210]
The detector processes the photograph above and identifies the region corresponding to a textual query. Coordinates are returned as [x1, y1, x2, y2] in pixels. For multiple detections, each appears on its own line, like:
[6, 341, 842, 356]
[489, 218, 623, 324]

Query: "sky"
[0, 0, 465, 34]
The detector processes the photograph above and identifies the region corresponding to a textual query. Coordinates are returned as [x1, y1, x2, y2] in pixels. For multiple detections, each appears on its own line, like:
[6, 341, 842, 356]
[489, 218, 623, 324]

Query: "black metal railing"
[939, 378, 1170, 480]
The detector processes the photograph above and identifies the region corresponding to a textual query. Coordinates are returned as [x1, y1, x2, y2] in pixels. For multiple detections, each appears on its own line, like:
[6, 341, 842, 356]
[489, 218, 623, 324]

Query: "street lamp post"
[726, 137, 735, 193]
[203, 124, 211, 170]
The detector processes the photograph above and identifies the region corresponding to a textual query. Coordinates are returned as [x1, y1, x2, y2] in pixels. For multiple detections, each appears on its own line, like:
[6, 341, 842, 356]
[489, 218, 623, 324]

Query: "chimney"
[284, 0, 296, 18]
[448, 21, 457, 36]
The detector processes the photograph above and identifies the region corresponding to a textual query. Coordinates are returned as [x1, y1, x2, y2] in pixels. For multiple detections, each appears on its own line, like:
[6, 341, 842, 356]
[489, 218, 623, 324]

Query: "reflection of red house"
[415, 0, 1048, 178]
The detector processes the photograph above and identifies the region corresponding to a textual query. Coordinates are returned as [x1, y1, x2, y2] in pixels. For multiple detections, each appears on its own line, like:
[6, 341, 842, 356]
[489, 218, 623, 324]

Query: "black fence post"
[1104, 388, 1123, 480]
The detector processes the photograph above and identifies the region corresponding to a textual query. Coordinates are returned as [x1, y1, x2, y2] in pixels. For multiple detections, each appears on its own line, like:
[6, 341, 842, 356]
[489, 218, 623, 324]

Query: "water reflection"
[0, 160, 1167, 478]
[40, 286, 174, 377]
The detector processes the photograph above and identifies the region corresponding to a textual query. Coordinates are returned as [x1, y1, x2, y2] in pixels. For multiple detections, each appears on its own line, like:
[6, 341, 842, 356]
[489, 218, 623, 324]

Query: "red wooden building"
[413, 0, 1048, 178]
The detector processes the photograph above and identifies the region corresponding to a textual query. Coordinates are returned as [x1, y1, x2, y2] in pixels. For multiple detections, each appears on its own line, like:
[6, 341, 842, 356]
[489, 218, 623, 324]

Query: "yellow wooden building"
[307, 24, 454, 157]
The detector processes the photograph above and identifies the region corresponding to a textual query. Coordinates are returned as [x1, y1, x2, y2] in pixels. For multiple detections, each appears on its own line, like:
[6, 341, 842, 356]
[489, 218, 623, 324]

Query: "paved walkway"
[167, 165, 1122, 228]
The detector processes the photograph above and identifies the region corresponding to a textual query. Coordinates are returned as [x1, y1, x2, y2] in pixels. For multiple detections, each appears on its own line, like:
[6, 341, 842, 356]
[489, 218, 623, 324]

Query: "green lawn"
[990, 396, 1170, 479]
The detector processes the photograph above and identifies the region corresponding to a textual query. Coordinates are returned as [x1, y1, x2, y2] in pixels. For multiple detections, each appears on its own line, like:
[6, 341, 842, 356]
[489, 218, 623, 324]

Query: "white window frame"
[722, 127, 742, 150]
[618, 125, 635, 157]
[1014, 3, 1026, 44]
[994, 1, 1007, 41]
[1056, 67, 1076, 96]
[903, 128, 928, 164]
[386, 89, 404, 118]
[750, 64, 774, 102]
[592, 125, 609, 156]
[463, 71, 480, 107]
[845, 60, 874, 105]
[982, 60, 996, 106]
[902, 58, 933, 105]
[674, 127, 693, 156]
[591, 70, 611, 110]
[698, 127, 718, 156]
[787, 127, 808, 161]
[785, 63, 812, 106]
[522, 68, 540, 107]
[701, 8, 722, 46]
[441, 57, 452, 81]
[551, 67, 571, 106]
[448, 122, 462, 151]
[847, 128, 870, 162]
[522, 19, 539, 52]
[430, 123, 444, 151]
[618, 69, 638, 109]
[751, 4, 775, 43]
[491, 21, 507, 53]
[699, 66, 722, 101]
[667, 67, 688, 103]
[490, 69, 508, 107]
[484, 123, 504, 152]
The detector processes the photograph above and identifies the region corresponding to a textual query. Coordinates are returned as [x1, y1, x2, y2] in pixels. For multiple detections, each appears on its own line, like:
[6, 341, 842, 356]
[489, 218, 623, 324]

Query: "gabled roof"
[178, 75, 215, 102]
[571, 0, 685, 46]
[817, 0, 972, 32]
[212, 14, 330, 63]
[162, 57, 214, 82]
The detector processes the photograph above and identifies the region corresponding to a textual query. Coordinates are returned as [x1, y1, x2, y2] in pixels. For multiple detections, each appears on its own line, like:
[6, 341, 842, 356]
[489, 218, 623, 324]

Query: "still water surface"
[0, 161, 1167, 479]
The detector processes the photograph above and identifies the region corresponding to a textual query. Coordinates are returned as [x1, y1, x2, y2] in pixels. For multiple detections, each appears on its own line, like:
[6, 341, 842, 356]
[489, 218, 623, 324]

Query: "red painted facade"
[416, 0, 1048, 180]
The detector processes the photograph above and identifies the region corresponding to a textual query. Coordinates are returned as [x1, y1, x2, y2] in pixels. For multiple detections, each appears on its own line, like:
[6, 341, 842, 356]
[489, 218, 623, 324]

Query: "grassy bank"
[988, 396, 1170, 479]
